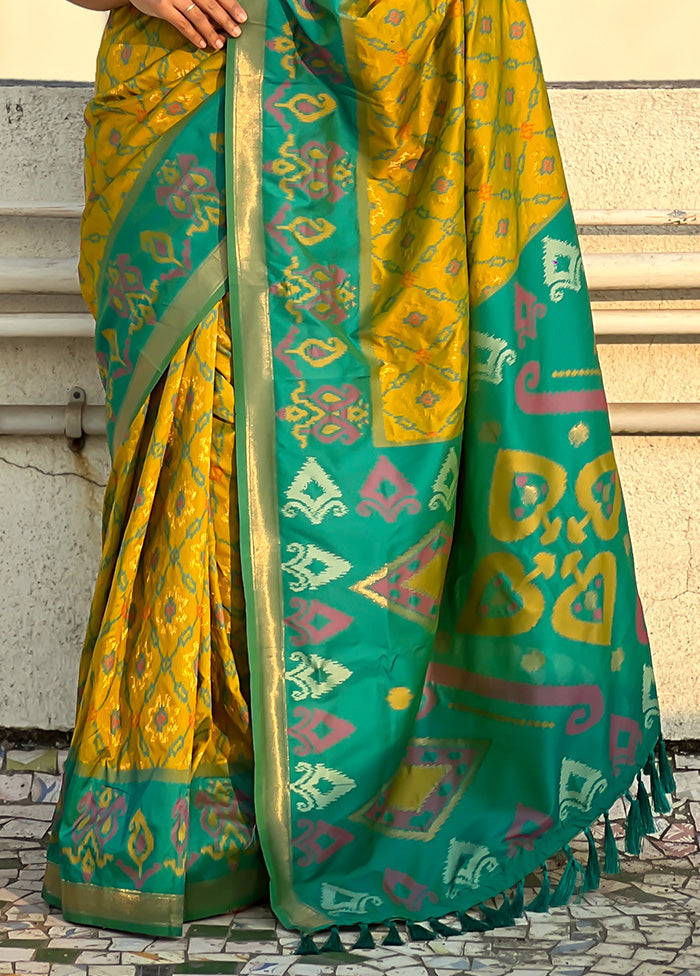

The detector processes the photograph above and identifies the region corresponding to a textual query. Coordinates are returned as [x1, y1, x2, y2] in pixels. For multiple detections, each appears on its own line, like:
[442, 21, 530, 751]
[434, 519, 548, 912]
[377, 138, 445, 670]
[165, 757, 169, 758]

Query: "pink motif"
[115, 859, 161, 889]
[266, 202, 294, 255]
[505, 803, 554, 858]
[356, 456, 421, 522]
[293, 819, 354, 867]
[368, 527, 452, 620]
[289, 707, 356, 757]
[427, 661, 604, 735]
[264, 141, 352, 203]
[159, 239, 193, 283]
[274, 325, 303, 377]
[297, 142, 352, 202]
[107, 255, 148, 319]
[265, 80, 292, 132]
[610, 714, 643, 775]
[285, 597, 353, 647]
[272, 263, 356, 327]
[383, 869, 439, 911]
[71, 789, 127, 883]
[155, 154, 218, 224]
[278, 383, 368, 446]
[363, 741, 486, 835]
[515, 361, 608, 415]
[514, 283, 546, 349]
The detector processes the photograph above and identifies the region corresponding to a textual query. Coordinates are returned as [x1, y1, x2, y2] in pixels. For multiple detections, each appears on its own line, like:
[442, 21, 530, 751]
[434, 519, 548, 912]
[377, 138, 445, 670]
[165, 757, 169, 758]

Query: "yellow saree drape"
[45, 0, 671, 946]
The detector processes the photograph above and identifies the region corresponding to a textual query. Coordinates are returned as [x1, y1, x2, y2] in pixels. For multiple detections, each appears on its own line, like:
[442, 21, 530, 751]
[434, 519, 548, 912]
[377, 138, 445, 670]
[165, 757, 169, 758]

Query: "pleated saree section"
[43, 18, 266, 934]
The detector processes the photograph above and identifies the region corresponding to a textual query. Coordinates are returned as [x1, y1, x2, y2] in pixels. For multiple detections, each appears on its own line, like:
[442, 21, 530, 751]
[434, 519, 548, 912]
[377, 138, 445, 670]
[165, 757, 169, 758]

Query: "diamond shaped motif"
[353, 737, 490, 841]
[350, 522, 452, 627]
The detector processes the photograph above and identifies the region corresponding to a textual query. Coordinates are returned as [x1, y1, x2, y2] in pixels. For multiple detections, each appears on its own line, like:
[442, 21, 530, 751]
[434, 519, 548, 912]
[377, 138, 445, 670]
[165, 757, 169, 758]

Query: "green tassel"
[321, 927, 343, 953]
[406, 921, 434, 942]
[479, 895, 512, 928]
[353, 923, 375, 950]
[526, 863, 550, 913]
[382, 921, 404, 946]
[296, 934, 320, 955]
[429, 917, 461, 937]
[603, 811, 620, 874]
[583, 828, 601, 892]
[624, 790, 643, 855]
[509, 879, 524, 918]
[658, 738, 676, 794]
[636, 772, 656, 835]
[648, 753, 671, 814]
[458, 911, 490, 933]
[550, 846, 580, 907]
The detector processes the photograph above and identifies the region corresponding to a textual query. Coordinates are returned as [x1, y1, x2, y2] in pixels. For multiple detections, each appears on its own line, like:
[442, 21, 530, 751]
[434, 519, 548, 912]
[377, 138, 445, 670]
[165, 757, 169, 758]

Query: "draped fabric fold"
[45, 0, 665, 940]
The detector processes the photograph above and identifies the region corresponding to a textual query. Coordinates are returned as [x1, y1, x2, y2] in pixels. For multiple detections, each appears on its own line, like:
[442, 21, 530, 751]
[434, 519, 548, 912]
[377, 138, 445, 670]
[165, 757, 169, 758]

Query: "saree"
[43, 0, 673, 944]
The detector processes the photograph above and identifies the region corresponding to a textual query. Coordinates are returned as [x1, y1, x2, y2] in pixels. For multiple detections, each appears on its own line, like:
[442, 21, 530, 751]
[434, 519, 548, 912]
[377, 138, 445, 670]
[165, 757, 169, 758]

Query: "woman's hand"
[129, 0, 247, 50]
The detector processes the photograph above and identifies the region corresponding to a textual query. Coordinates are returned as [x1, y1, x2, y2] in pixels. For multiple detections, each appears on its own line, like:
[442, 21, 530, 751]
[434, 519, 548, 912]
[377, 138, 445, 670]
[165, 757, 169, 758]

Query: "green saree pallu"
[43, 0, 673, 943]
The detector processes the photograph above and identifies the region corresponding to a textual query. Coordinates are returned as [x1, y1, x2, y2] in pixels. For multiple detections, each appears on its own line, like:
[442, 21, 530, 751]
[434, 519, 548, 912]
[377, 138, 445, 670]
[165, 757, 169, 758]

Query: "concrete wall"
[3, 1, 700, 84]
[0, 78, 699, 734]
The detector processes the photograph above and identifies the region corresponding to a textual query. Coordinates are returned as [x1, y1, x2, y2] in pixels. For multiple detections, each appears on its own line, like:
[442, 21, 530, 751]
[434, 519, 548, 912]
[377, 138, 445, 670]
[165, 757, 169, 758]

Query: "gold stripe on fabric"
[230, 5, 330, 933]
[112, 240, 228, 452]
[44, 861, 181, 933]
[184, 864, 269, 920]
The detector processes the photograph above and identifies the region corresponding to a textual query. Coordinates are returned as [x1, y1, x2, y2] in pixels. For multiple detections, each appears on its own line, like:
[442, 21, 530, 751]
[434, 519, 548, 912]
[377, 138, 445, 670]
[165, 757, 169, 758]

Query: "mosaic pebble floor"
[1, 743, 700, 976]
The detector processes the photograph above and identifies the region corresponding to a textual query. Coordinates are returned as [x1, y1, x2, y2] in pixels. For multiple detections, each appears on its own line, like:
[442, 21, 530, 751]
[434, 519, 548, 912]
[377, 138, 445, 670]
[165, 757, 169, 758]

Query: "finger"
[178, 1, 227, 48]
[196, 0, 244, 35]
[167, 9, 209, 49]
[215, 0, 248, 24]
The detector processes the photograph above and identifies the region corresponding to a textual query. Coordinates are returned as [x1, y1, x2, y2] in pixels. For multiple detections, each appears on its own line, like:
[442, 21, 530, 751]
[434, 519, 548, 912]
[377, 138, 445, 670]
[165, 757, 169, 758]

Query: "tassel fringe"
[583, 827, 601, 892]
[458, 911, 490, 932]
[430, 917, 462, 937]
[649, 753, 671, 814]
[353, 923, 375, 950]
[321, 927, 344, 953]
[406, 921, 434, 942]
[294, 734, 675, 955]
[526, 863, 550, 913]
[382, 921, 404, 946]
[636, 772, 656, 835]
[295, 934, 320, 955]
[550, 845, 582, 907]
[604, 811, 620, 874]
[658, 739, 677, 794]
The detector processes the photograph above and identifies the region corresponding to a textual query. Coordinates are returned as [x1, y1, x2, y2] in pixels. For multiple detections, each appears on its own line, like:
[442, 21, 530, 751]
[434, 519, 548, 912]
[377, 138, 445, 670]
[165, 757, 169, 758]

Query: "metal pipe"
[584, 252, 700, 290]
[0, 258, 79, 294]
[0, 314, 94, 339]
[576, 209, 700, 227]
[2, 252, 699, 296]
[0, 404, 106, 438]
[593, 308, 700, 338]
[0, 201, 83, 219]
[2, 202, 699, 228]
[609, 403, 700, 436]
[2, 310, 698, 341]
[1, 403, 699, 438]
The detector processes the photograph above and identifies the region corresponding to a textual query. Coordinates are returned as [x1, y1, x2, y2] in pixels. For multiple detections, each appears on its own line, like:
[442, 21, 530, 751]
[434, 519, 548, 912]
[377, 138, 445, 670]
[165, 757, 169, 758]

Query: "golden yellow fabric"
[74, 298, 251, 773]
[80, 11, 224, 316]
[351, 0, 567, 445]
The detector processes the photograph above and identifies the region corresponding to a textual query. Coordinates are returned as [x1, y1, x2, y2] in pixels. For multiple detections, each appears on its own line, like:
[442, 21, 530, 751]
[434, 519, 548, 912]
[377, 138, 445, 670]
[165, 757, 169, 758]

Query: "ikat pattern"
[49, 0, 665, 943]
[258, 0, 661, 940]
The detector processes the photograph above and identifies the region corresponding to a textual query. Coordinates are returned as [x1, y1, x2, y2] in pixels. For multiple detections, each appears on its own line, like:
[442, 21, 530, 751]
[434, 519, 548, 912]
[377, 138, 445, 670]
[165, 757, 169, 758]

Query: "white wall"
[1, 0, 699, 83]
[0, 1, 106, 83]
